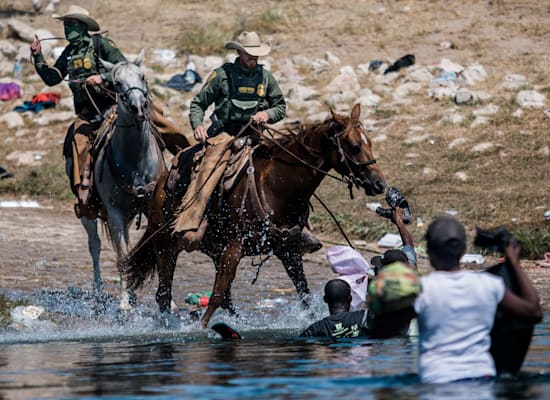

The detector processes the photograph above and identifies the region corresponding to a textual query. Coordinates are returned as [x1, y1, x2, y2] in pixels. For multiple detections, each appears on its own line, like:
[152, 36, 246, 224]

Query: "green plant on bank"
[374, 108, 397, 119]
[239, 8, 288, 34]
[0, 154, 72, 202]
[0, 294, 27, 329]
[514, 229, 550, 260]
[176, 23, 228, 56]
[310, 211, 388, 242]
[460, 112, 476, 128]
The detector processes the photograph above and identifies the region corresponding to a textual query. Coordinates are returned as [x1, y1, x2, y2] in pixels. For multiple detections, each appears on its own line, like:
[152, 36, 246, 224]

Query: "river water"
[0, 290, 548, 400]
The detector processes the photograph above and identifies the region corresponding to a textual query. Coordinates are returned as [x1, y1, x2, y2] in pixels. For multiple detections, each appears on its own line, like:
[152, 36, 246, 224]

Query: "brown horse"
[122, 103, 386, 327]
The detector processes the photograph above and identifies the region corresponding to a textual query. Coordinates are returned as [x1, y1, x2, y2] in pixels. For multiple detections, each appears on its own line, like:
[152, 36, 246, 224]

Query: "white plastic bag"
[327, 246, 371, 311]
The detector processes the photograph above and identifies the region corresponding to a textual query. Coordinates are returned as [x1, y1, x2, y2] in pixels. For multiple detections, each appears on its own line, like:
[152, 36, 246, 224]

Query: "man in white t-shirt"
[413, 216, 542, 383]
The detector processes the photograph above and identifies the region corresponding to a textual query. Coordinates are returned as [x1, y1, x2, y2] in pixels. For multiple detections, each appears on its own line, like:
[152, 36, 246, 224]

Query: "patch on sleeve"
[206, 70, 217, 85]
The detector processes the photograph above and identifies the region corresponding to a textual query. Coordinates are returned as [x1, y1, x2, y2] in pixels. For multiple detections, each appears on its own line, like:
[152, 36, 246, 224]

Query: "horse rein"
[257, 120, 376, 190]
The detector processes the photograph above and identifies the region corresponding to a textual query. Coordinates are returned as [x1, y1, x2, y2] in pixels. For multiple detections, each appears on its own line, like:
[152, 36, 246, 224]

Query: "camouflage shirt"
[189, 58, 286, 131]
[33, 35, 126, 115]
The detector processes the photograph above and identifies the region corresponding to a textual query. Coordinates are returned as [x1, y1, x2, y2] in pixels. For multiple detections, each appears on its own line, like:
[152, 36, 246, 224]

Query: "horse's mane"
[258, 117, 333, 157]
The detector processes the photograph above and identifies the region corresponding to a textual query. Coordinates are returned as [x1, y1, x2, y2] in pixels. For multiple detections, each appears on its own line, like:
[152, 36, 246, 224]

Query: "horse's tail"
[120, 221, 168, 290]
[120, 169, 172, 290]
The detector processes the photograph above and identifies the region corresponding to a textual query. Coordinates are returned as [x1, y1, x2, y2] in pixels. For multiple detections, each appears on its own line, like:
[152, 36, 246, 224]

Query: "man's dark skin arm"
[499, 239, 542, 322]
[392, 207, 413, 248]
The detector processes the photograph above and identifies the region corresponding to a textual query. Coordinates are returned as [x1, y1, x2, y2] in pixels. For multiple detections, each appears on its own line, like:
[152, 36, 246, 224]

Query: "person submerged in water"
[300, 279, 369, 338]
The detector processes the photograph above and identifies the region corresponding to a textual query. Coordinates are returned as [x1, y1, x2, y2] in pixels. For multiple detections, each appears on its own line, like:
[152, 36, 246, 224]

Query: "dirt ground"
[1, 207, 548, 312]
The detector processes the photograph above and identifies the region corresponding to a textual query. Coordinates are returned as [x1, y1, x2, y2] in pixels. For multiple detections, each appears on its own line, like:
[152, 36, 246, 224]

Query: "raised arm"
[392, 207, 413, 247]
[499, 238, 543, 322]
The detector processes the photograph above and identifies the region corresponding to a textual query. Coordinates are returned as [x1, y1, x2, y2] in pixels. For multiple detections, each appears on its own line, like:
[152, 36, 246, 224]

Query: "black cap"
[425, 215, 466, 253]
[371, 249, 408, 269]
[324, 279, 351, 304]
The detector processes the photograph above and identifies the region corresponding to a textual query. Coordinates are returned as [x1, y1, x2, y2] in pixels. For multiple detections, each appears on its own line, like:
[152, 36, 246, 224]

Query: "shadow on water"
[0, 287, 548, 399]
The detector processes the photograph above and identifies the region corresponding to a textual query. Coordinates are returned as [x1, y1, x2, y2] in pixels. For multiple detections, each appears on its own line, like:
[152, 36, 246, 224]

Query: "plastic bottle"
[13, 59, 23, 81]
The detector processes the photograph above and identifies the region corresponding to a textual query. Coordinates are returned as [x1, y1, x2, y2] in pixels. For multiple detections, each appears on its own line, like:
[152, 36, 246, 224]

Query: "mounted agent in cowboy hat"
[181, 31, 321, 254]
[189, 30, 284, 142]
[31, 5, 126, 217]
[30, 5, 190, 218]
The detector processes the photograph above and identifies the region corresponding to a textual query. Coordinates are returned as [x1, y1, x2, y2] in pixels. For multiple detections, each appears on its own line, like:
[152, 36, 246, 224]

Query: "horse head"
[101, 49, 148, 120]
[326, 103, 386, 195]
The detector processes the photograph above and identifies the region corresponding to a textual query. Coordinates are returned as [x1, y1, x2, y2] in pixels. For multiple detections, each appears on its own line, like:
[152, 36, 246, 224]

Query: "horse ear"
[134, 48, 145, 67]
[100, 58, 115, 72]
[350, 103, 361, 122]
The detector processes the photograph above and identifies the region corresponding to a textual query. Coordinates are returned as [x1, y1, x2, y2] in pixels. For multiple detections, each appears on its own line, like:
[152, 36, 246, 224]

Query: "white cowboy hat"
[52, 5, 100, 32]
[225, 31, 271, 57]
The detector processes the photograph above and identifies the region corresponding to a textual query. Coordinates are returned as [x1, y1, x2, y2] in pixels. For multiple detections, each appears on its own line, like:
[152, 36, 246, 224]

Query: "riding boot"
[300, 225, 323, 254]
[181, 218, 208, 252]
[78, 152, 93, 207]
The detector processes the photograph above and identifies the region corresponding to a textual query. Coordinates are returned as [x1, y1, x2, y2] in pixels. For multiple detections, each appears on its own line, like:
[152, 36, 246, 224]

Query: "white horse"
[81, 50, 166, 310]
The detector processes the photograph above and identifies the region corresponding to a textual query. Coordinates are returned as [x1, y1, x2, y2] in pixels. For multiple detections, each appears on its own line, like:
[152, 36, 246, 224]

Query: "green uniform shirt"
[189, 58, 286, 130]
[33, 35, 126, 115]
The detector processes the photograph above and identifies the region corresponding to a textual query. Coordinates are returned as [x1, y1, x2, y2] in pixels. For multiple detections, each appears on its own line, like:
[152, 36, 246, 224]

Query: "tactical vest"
[66, 36, 106, 105]
[219, 63, 268, 123]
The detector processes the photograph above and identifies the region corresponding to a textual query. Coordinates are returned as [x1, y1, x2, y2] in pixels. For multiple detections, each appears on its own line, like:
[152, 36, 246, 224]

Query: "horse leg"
[276, 247, 311, 309]
[80, 217, 102, 293]
[108, 211, 135, 310]
[155, 243, 179, 315]
[201, 240, 243, 328]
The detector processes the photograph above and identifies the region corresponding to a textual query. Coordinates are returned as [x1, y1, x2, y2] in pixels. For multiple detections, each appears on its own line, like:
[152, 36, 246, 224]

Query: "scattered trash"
[445, 209, 458, 216]
[151, 49, 177, 65]
[377, 233, 403, 248]
[384, 54, 415, 75]
[366, 202, 382, 212]
[416, 217, 424, 228]
[430, 70, 457, 86]
[0, 166, 14, 180]
[368, 60, 383, 71]
[164, 67, 202, 91]
[14, 92, 61, 113]
[185, 291, 211, 307]
[460, 253, 485, 265]
[544, 210, 550, 221]
[0, 82, 21, 101]
[13, 59, 23, 81]
[0, 200, 40, 208]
